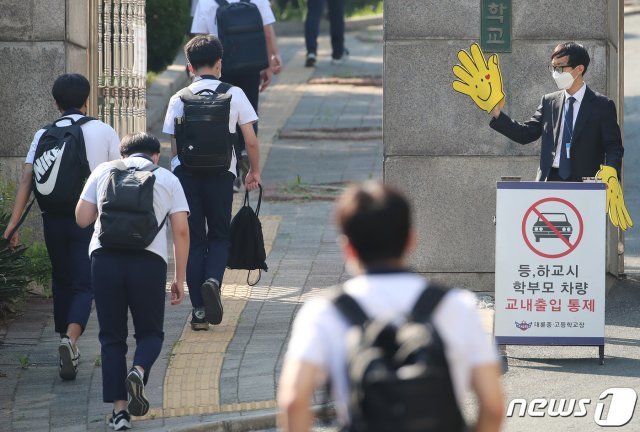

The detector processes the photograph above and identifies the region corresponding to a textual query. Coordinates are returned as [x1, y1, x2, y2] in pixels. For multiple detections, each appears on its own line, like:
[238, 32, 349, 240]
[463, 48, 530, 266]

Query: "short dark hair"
[184, 35, 223, 70]
[335, 181, 411, 265]
[120, 132, 161, 157]
[51, 74, 90, 110]
[552, 42, 590, 75]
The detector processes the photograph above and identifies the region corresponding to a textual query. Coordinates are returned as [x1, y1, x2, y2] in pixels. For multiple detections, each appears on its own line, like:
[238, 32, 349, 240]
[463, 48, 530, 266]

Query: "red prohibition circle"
[521, 197, 584, 259]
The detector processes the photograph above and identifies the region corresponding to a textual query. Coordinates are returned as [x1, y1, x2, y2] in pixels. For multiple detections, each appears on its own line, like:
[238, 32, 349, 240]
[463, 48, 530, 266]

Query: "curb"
[274, 14, 382, 36]
[168, 405, 334, 432]
[625, 6, 640, 14]
[169, 410, 278, 432]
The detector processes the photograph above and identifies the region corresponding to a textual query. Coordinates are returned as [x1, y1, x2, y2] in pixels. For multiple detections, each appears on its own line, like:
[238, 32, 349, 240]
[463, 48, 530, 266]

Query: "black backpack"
[32, 116, 94, 215]
[227, 185, 268, 285]
[330, 283, 466, 432]
[98, 156, 167, 250]
[174, 82, 237, 175]
[215, 0, 269, 75]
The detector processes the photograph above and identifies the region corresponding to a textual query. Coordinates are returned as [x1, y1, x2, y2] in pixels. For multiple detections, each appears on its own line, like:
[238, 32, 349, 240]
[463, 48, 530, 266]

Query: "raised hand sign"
[452, 43, 506, 113]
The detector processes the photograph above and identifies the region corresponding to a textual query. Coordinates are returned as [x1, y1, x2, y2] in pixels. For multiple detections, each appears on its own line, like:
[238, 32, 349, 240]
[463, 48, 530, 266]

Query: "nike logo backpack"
[33, 116, 94, 215]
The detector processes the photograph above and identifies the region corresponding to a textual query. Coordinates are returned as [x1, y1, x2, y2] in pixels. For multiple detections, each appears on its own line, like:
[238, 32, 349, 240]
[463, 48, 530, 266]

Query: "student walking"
[163, 35, 262, 331]
[191, 0, 281, 191]
[304, 0, 347, 67]
[2, 73, 120, 381]
[278, 182, 504, 432]
[75, 133, 189, 430]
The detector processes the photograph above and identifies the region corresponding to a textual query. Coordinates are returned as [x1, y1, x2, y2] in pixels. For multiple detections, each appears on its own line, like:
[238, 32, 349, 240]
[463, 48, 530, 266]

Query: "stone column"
[383, 0, 622, 291]
[0, 0, 90, 182]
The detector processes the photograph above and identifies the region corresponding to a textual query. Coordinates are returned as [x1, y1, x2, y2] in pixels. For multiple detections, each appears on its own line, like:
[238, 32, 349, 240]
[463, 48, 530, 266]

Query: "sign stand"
[495, 182, 606, 364]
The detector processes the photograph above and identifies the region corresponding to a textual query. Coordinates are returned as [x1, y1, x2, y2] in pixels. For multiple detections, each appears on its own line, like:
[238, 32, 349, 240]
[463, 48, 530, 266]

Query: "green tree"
[146, 0, 191, 72]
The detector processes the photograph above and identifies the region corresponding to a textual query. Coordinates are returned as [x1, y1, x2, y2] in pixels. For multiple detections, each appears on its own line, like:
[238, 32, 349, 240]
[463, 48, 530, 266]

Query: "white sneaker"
[331, 48, 350, 65]
[59, 336, 80, 380]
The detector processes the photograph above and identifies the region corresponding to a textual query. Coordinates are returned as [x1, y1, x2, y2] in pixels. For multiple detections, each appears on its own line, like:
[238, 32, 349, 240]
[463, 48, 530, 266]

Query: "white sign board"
[495, 182, 606, 346]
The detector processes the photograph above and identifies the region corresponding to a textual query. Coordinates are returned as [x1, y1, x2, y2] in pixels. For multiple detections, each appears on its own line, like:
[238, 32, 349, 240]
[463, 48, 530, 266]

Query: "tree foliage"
[146, 0, 191, 73]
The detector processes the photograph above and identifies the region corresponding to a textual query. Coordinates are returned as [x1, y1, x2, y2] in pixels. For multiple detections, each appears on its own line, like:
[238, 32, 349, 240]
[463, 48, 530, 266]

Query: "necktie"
[559, 96, 576, 180]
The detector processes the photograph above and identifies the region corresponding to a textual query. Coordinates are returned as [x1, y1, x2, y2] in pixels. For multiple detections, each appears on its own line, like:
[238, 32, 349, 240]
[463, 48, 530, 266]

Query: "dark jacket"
[489, 85, 623, 181]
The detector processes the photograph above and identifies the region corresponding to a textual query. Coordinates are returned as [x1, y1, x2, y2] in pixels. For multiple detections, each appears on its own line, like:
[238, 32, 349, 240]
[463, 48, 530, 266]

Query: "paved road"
[624, 13, 640, 268]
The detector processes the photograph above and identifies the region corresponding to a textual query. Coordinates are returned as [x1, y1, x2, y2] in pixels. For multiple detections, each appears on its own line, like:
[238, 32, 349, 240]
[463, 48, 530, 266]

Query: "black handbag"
[227, 184, 268, 285]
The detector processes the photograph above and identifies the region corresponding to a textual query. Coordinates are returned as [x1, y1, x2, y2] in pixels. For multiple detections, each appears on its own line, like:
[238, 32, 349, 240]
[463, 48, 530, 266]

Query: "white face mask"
[552, 69, 576, 90]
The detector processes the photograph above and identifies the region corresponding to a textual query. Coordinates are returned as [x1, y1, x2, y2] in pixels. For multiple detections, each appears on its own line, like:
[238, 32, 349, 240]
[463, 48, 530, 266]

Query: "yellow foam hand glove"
[452, 43, 506, 113]
[596, 165, 633, 231]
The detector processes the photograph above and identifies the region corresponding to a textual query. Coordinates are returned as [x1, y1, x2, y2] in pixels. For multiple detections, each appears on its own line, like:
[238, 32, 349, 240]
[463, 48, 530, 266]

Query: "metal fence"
[91, 0, 147, 138]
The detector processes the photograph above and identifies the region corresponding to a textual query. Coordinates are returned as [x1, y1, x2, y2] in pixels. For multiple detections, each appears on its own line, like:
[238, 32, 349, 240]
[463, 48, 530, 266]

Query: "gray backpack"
[99, 156, 167, 250]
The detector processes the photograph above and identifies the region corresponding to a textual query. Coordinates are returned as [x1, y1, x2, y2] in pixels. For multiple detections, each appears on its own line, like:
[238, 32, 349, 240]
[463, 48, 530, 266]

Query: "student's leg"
[175, 166, 207, 308]
[202, 172, 235, 283]
[65, 218, 94, 341]
[127, 252, 167, 378]
[327, 0, 345, 59]
[305, 0, 325, 55]
[92, 252, 129, 403]
[41, 213, 73, 336]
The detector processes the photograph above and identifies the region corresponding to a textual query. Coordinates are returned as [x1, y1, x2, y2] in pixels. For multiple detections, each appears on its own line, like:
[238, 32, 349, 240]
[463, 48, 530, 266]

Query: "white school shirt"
[80, 156, 190, 263]
[25, 115, 120, 170]
[191, 0, 276, 35]
[552, 82, 586, 168]
[284, 273, 499, 426]
[162, 77, 258, 173]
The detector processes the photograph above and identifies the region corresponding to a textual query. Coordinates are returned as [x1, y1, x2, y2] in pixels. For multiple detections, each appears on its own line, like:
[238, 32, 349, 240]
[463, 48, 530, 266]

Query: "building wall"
[0, 0, 89, 182]
[383, 0, 621, 290]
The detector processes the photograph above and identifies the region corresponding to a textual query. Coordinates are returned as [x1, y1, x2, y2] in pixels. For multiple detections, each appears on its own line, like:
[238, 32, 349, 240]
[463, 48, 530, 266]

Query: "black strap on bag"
[245, 184, 263, 286]
[4, 196, 37, 244]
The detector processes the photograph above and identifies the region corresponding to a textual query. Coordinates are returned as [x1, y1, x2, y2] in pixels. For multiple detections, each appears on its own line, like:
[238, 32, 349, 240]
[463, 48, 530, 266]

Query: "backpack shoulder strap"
[215, 0, 229, 6]
[240, 0, 251, 3]
[326, 285, 369, 327]
[216, 82, 233, 93]
[111, 160, 129, 171]
[74, 116, 96, 127]
[409, 282, 449, 323]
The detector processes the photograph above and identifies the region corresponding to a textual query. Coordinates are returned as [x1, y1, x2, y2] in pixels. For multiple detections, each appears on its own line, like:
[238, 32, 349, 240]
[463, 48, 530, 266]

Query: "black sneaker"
[190, 309, 209, 331]
[109, 410, 132, 430]
[201, 278, 223, 325]
[305, 53, 317, 67]
[125, 367, 150, 417]
[59, 335, 80, 380]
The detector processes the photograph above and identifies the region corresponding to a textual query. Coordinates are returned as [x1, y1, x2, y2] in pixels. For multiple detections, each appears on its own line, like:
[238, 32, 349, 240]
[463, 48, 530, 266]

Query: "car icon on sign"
[532, 212, 572, 242]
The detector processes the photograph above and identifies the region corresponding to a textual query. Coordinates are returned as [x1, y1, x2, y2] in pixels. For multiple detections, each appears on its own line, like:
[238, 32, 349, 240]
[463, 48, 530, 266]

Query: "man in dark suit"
[489, 42, 623, 182]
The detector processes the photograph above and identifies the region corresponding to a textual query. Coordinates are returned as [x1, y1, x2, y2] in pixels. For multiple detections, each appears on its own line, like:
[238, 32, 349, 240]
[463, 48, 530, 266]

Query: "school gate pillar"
[0, 0, 147, 184]
[383, 1, 623, 291]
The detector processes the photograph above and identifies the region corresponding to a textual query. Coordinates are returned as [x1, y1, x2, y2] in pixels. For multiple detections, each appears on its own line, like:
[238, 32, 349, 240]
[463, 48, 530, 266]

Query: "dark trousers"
[92, 250, 167, 402]
[41, 213, 94, 335]
[174, 167, 234, 309]
[221, 70, 260, 155]
[305, 0, 345, 59]
[547, 168, 577, 182]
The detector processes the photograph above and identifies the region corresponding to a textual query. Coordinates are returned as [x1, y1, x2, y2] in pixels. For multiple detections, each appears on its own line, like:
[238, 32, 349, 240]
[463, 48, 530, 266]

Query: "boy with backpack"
[2, 73, 120, 381]
[191, 0, 281, 191]
[278, 182, 505, 432]
[75, 132, 189, 430]
[163, 35, 262, 331]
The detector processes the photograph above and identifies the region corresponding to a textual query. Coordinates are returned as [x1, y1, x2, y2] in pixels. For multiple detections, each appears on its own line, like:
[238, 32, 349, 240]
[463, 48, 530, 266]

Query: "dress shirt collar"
[564, 81, 586, 104]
